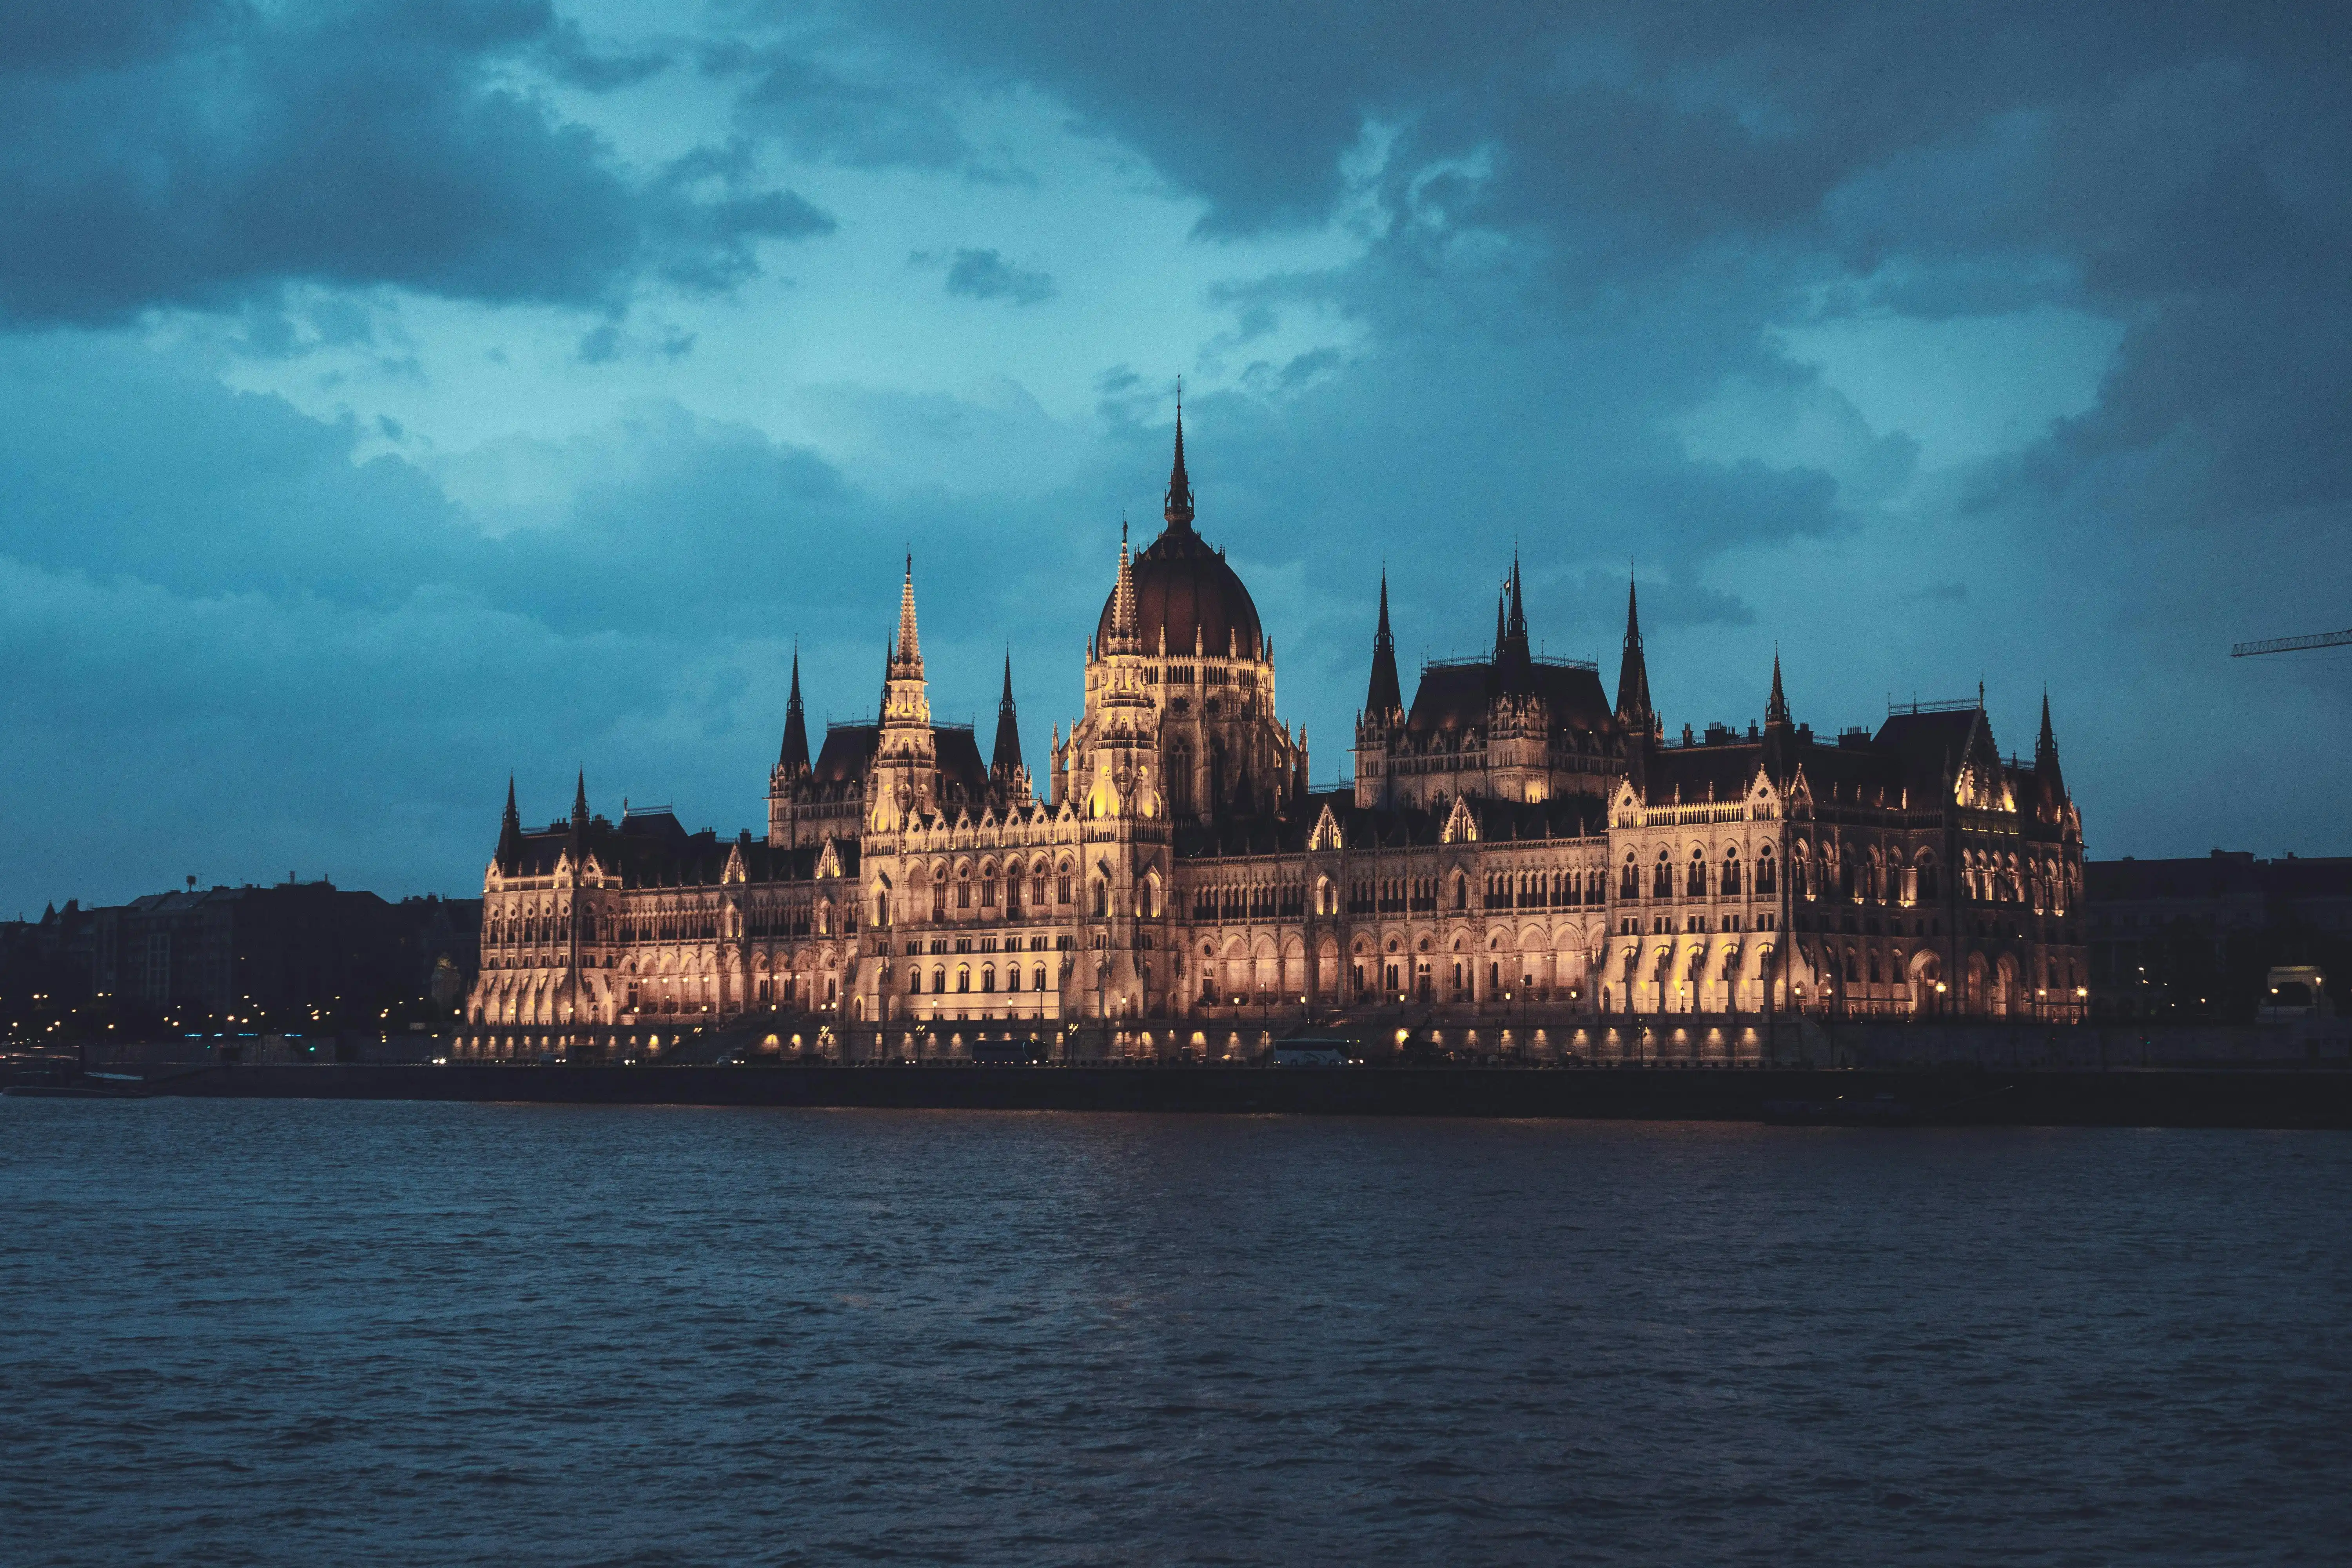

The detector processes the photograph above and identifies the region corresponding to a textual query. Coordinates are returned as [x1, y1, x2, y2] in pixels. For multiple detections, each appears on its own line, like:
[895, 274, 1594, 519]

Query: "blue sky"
[4, 1, 2348, 913]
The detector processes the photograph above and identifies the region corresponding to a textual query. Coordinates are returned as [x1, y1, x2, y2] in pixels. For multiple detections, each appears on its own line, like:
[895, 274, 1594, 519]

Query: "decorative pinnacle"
[893, 556, 922, 672]
[1768, 644, 1789, 724]
[1164, 391, 1195, 528]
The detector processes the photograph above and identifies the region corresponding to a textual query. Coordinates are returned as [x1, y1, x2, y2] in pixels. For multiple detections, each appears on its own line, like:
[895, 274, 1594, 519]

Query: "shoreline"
[78, 1061, 2352, 1129]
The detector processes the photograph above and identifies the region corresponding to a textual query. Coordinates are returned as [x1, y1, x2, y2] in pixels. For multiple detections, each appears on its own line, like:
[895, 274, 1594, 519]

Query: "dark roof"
[499, 816, 856, 887]
[1095, 518, 1263, 660]
[1404, 660, 1613, 735]
[1172, 789, 1606, 860]
[811, 722, 991, 808]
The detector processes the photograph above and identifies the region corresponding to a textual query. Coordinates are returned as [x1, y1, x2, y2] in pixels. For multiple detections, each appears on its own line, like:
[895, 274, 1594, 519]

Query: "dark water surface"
[4, 1101, 2348, 1565]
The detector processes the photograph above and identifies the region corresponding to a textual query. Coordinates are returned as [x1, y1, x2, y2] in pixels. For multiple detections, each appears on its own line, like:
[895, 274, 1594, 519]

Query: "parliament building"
[460, 417, 2086, 1063]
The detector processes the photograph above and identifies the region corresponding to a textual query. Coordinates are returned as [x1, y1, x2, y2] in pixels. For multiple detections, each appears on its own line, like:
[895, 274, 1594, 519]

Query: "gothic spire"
[1615, 573, 1655, 734]
[1767, 645, 1790, 725]
[572, 768, 589, 829]
[2036, 687, 2060, 769]
[892, 555, 923, 674]
[495, 775, 521, 870]
[1163, 393, 1195, 530]
[1105, 521, 1141, 653]
[1506, 552, 1528, 646]
[1365, 568, 1403, 717]
[779, 646, 810, 771]
[1493, 580, 1508, 661]
[993, 650, 1024, 776]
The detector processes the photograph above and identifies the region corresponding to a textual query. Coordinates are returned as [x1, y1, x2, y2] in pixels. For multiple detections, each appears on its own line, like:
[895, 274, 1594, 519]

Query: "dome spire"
[1163, 381, 1194, 530]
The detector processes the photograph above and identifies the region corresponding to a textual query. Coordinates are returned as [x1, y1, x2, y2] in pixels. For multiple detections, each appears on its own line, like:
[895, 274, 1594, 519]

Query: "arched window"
[931, 966, 946, 994]
[956, 873, 971, 910]
[1757, 848, 1776, 896]
[931, 881, 947, 919]
[980, 965, 995, 993]
[1453, 873, 1468, 911]
[1092, 879, 1108, 916]
[1057, 870, 1073, 905]
[1722, 850, 1741, 896]
[1621, 855, 1640, 900]
[1917, 858, 1938, 900]
[1033, 964, 1049, 993]
[1005, 965, 1022, 993]
[956, 965, 971, 993]
[1653, 852, 1673, 900]
[1687, 851, 1706, 898]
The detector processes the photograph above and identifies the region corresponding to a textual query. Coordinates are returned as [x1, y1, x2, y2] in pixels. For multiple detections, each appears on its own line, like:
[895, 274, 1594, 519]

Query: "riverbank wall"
[111, 1060, 2352, 1129]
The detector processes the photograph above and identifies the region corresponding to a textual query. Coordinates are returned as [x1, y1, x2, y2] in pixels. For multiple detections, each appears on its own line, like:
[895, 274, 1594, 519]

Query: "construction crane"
[2232, 627, 2352, 658]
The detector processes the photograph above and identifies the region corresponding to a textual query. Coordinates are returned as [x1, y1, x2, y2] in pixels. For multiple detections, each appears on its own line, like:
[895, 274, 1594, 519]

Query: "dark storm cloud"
[940, 249, 1056, 306]
[0, 1, 830, 326]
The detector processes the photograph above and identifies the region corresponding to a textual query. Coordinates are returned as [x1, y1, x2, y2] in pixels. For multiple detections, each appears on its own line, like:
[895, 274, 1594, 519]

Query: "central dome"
[1098, 523, 1265, 661]
[1095, 412, 1265, 661]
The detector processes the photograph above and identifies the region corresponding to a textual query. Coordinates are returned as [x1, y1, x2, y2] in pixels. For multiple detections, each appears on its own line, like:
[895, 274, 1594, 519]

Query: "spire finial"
[1767, 643, 1789, 725]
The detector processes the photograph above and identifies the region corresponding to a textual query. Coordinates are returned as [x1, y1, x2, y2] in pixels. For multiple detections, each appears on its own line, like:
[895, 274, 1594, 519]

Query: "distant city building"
[0, 882, 478, 1027]
[2086, 851, 2352, 1019]
[463, 418, 2086, 1061]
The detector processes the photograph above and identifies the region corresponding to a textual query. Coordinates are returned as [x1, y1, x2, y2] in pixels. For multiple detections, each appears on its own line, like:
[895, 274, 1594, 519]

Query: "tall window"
[1687, 853, 1706, 898]
[1653, 854, 1673, 900]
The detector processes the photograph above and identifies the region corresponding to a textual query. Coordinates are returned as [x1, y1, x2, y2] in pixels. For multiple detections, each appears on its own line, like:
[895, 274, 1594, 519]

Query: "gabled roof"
[1404, 660, 1613, 735]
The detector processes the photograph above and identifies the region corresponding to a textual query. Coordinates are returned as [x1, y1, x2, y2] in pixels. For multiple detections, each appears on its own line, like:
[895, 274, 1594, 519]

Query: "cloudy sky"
[4, 1, 2348, 913]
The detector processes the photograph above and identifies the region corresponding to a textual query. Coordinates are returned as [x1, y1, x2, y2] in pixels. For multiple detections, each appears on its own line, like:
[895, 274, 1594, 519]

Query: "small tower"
[1616, 573, 1659, 796]
[869, 557, 938, 832]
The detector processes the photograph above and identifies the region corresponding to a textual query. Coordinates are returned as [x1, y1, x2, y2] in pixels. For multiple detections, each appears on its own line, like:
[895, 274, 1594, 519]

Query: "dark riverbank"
[122, 1061, 2352, 1129]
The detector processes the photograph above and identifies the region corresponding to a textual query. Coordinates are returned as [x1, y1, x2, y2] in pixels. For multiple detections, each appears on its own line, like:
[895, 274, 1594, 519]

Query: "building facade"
[459, 419, 2087, 1062]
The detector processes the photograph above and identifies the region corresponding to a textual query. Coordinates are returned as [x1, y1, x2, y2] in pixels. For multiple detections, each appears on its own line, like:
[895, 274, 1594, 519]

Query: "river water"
[4, 1099, 2347, 1565]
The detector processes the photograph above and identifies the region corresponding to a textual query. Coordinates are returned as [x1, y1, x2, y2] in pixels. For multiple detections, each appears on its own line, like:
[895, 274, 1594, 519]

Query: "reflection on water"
[4, 1101, 2348, 1565]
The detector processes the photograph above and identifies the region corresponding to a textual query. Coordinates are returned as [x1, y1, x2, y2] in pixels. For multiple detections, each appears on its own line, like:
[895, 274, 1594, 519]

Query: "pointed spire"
[993, 650, 1024, 776]
[1105, 525, 1140, 653]
[572, 768, 589, 828]
[2036, 688, 2060, 768]
[1493, 581, 1508, 661]
[495, 775, 522, 869]
[1163, 388, 1195, 530]
[893, 555, 922, 673]
[1506, 552, 1527, 645]
[1767, 645, 1790, 725]
[1365, 568, 1403, 717]
[1615, 573, 1655, 734]
[779, 645, 810, 771]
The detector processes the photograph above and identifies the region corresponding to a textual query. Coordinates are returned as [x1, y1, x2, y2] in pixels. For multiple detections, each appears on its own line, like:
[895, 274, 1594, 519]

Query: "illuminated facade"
[460, 417, 2086, 1061]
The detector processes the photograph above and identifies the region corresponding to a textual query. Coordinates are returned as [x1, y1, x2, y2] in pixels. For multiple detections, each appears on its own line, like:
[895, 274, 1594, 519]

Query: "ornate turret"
[870, 557, 937, 831]
[1103, 523, 1142, 656]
